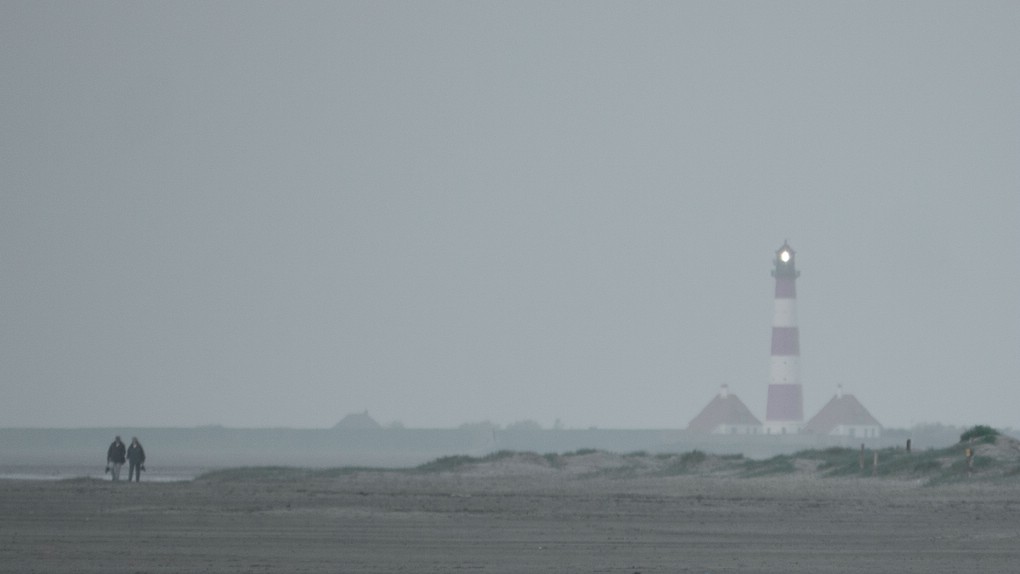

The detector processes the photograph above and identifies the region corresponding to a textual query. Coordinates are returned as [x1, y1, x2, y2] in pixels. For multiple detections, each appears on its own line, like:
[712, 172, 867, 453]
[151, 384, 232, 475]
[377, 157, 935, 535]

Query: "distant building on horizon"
[684, 241, 883, 439]
[804, 385, 882, 438]
[688, 385, 763, 435]
[333, 410, 382, 430]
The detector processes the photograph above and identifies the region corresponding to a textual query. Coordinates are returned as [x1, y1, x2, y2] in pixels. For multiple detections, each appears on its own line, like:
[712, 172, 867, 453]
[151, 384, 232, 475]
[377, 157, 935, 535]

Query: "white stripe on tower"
[769, 357, 800, 384]
[772, 299, 798, 327]
[765, 241, 804, 435]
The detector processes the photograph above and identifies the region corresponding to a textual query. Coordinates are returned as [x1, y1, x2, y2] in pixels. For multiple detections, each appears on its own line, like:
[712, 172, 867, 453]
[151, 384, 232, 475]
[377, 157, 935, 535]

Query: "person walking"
[106, 436, 126, 481]
[126, 437, 146, 482]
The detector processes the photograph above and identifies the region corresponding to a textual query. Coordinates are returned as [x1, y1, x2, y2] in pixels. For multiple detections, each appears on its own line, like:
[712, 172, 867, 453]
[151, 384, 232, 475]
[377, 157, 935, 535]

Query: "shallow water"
[0, 464, 208, 482]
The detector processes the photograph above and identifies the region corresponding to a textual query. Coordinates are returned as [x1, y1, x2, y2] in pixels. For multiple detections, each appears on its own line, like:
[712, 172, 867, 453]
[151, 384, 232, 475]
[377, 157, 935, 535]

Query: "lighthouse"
[765, 242, 804, 434]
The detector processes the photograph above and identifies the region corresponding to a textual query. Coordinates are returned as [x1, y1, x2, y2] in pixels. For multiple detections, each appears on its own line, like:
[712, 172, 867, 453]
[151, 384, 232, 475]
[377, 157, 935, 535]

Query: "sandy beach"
[3, 461, 1020, 574]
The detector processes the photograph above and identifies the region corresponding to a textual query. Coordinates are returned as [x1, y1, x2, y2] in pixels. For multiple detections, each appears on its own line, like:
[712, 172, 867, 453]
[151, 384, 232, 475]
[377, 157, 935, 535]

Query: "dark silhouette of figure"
[106, 436, 126, 481]
[127, 437, 146, 482]
[126, 438, 146, 483]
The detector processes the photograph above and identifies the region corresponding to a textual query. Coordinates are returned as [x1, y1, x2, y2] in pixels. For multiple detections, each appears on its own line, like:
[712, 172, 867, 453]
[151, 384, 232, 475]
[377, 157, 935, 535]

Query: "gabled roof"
[688, 392, 762, 432]
[803, 394, 881, 434]
[333, 411, 382, 430]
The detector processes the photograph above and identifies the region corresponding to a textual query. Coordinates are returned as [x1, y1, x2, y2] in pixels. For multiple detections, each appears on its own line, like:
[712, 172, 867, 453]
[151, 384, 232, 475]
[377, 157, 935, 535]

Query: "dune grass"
[195, 425, 1009, 485]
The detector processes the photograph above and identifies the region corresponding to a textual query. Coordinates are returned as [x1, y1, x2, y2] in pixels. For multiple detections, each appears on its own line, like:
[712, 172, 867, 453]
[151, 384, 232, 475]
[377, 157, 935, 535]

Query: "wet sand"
[2, 471, 1019, 573]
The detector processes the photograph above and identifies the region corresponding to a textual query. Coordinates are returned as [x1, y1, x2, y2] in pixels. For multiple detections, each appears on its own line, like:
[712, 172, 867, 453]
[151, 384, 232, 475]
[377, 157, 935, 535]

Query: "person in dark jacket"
[126, 437, 146, 482]
[106, 436, 126, 481]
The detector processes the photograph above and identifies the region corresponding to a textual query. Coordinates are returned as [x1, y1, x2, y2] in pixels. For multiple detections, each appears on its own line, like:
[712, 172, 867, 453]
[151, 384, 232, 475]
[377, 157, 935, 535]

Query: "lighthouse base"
[765, 383, 804, 435]
[763, 421, 803, 435]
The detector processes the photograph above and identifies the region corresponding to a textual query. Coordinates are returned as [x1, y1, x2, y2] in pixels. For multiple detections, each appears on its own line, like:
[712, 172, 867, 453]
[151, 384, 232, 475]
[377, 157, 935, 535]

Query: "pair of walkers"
[106, 436, 145, 481]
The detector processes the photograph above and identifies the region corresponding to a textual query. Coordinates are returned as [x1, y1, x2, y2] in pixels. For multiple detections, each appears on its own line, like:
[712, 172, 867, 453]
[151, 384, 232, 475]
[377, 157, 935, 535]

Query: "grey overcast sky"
[2, 2, 1017, 430]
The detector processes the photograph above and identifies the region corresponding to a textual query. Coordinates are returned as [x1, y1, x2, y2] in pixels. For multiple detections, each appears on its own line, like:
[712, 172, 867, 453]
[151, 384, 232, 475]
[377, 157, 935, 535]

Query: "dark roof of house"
[688, 392, 762, 432]
[803, 394, 881, 434]
[332, 411, 382, 430]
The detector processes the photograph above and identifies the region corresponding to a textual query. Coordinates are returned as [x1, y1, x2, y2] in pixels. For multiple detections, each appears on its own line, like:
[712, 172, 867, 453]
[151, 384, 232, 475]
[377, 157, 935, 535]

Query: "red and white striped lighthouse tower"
[765, 241, 804, 434]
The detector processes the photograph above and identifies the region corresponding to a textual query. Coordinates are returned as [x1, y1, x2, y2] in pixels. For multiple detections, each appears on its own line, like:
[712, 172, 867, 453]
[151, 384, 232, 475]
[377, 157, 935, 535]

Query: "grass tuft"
[959, 425, 999, 444]
[657, 450, 709, 476]
[742, 455, 795, 477]
[416, 455, 480, 472]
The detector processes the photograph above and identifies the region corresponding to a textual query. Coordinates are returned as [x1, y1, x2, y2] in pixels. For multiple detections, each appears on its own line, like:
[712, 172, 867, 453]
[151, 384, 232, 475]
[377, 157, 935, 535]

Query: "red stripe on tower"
[765, 241, 804, 434]
[770, 327, 800, 355]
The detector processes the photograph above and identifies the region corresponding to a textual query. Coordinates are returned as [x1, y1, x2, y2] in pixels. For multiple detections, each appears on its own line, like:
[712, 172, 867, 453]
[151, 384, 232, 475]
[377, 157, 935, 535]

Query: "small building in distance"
[803, 386, 882, 438]
[688, 385, 763, 435]
[332, 410, 382, 430]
